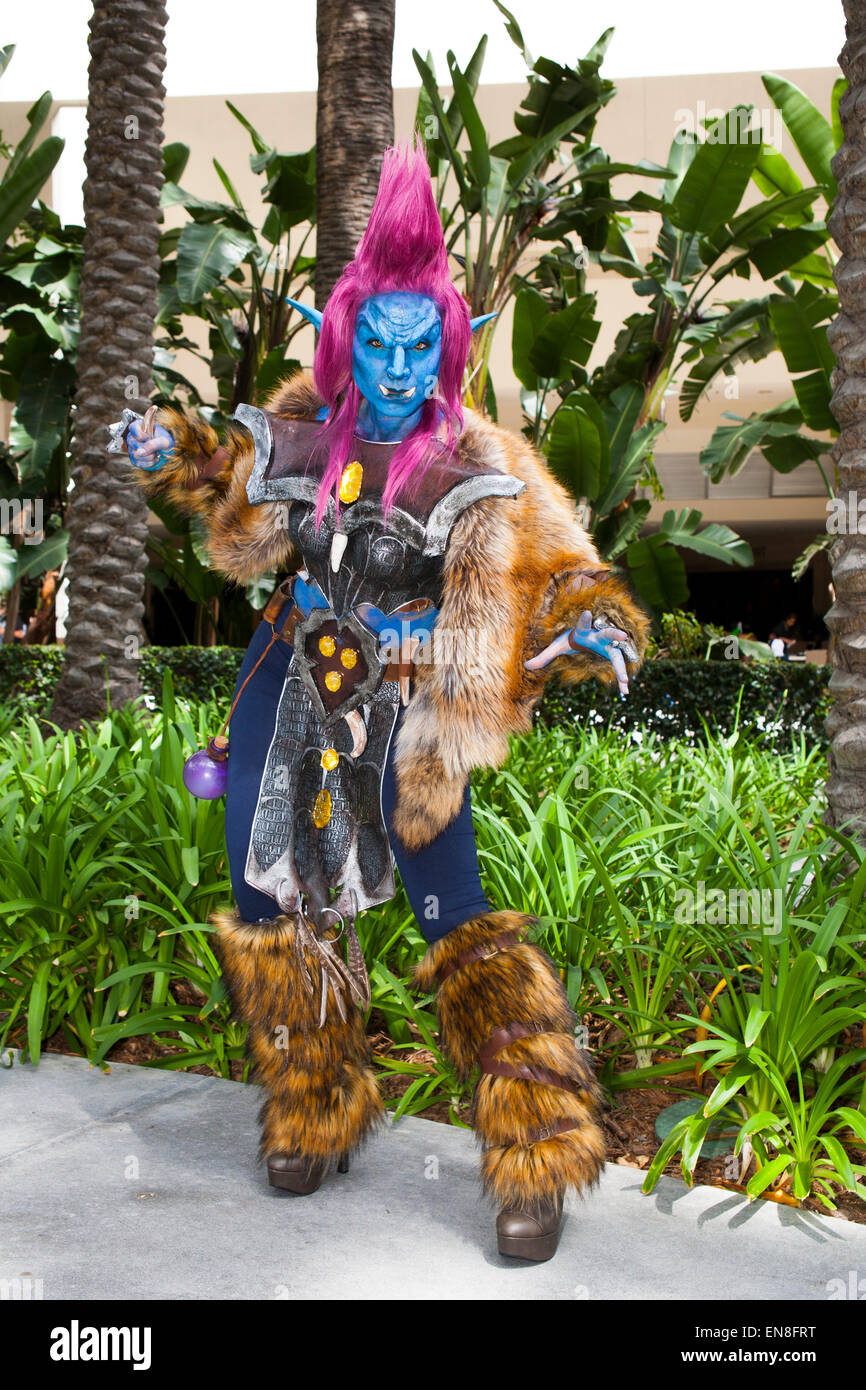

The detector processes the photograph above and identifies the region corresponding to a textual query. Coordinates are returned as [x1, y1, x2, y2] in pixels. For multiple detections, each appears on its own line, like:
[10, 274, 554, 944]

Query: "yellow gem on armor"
[340, 647, 358, 669]
[339, 460, 363, 504]
[312, 789, 332, 828]
[321, 748, 339, 771]
[325, 671, 342, 692]
[318, 635, 336, 656]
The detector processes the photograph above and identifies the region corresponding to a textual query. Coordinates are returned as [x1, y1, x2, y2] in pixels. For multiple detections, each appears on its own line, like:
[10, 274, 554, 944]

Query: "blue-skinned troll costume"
[110, 144, 650, 1262]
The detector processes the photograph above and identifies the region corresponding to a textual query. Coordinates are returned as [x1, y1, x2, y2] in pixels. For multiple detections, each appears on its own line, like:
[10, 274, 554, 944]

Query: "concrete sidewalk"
[1, 1050, 864, 1301]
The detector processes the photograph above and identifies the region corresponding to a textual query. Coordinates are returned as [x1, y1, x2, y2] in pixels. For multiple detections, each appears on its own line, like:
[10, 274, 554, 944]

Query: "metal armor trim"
[422, 474, 526, 555]
[243, 671, 401, 919]
[236, 403, 275, 504]
[239, 400, 526, 552]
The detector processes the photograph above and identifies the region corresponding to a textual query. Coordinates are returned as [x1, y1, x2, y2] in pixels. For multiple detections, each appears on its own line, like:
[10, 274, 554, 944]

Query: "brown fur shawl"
[140, 372, 652, 851]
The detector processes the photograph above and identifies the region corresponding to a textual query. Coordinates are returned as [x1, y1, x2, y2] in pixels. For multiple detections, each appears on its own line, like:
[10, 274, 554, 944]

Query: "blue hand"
[127, 417, 174, 471]
[525, 609, 634, 698]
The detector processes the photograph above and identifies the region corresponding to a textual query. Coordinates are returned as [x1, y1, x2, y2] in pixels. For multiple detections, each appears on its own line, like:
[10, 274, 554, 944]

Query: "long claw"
[609, 646, 629, 698]
[344, 709, 367, 758]
[524, 629, 574, 670]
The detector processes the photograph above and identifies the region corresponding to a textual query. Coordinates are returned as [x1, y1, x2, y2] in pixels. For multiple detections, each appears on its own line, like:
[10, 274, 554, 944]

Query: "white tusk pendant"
[345, 708, 367, 758]
[330, 531, 348, 573]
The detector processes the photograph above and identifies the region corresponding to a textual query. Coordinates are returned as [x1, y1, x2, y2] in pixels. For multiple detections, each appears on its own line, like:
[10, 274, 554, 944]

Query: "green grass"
[1, 677, 863, 1208]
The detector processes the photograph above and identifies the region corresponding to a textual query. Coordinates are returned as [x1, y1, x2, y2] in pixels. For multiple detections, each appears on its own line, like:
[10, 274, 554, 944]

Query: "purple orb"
[183, 749, 228, 799]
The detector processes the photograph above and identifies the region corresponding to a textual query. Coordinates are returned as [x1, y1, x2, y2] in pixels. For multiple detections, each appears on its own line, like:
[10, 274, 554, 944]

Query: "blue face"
[352, 292, 442, 439]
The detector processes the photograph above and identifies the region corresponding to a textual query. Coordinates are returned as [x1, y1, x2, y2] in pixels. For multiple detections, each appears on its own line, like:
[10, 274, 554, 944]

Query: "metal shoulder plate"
[236, 401, 526, 552]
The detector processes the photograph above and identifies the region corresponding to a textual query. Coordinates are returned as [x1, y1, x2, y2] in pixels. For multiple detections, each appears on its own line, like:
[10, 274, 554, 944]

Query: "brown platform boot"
[415, 910, 605, 1262]
[213, 910, 383, 1193]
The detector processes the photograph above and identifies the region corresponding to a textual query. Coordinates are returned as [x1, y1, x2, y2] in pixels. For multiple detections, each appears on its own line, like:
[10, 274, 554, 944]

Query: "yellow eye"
[368, 337, 385, 348]
[412, 340, 430, 351]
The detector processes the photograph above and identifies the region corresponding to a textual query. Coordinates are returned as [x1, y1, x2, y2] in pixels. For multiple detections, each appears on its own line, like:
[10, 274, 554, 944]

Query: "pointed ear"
[285, 297, 324, 332]
[470, 311, 498, 333]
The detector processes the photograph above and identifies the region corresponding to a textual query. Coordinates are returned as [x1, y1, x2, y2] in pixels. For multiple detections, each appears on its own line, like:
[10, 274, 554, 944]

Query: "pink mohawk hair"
[311, 138, 471, 524]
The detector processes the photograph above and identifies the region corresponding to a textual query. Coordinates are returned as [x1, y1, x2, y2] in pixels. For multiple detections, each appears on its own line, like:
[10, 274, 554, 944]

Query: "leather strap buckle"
[478, 1021, 588, 1101]
[436, 931, 525, 984]
[527, 1116, 585, 1144]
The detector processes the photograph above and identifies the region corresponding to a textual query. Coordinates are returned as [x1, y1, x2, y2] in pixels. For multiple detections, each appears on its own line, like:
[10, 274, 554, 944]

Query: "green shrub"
[140, 646, 243, 708]
[0, 645, 64, 713]
[538, 657, 831, 750]
[0, 646, 831, 750]
[0, 644, 244, 718]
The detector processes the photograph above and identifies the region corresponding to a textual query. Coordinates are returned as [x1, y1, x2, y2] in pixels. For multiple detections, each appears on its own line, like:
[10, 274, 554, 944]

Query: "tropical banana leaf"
[0, 536, 15, 589]
[700, 406, 826, 480]
[14, 529, 68, 583]
[0, 136, 64, 246]
[625, 533, 689, 609]
[512, 286, 550, 390]
[3, 91, 53, 182]
[595, 421, 664, 516]
[656, 508, 752, 566]
[831, 77, 846, 155]
[544, 393, 608, 498]
[762, 73, 837, 200]
[668, 107, 762, 234]
[749, 225, 828, 280]
[448, 58, 490, 188]
[768, 284, 835, 375]
[600, 382, 644, 467]
[528, 293, 599, 380]
[175, 223, 257, 304]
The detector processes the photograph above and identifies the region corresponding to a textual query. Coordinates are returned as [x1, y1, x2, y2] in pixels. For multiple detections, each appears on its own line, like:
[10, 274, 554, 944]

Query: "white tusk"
[345, 708, 367, 758]
[330, 531, 348, 573]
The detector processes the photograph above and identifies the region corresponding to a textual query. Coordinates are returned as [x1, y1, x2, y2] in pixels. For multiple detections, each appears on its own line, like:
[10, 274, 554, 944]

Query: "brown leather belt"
[189, 446, 231, 489]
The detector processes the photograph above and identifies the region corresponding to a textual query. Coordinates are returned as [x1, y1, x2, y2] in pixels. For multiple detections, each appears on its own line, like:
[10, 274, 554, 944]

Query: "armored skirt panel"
[233, 406, 525, 924]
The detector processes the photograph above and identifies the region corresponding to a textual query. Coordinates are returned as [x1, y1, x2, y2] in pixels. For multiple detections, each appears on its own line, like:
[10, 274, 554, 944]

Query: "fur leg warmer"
[415, 910, 605, 1209]
[213, 910, 383, 1163]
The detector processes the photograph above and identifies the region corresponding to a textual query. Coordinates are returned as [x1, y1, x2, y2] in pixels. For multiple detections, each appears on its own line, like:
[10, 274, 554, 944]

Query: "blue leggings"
[224, 606, 489, 942]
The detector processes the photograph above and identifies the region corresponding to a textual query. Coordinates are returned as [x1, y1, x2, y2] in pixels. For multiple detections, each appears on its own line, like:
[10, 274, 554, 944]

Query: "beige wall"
[2, 66, 840, 566]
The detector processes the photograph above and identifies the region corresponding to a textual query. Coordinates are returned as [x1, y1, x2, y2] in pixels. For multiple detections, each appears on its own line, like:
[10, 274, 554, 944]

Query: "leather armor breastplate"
[233, 404, 525, 922]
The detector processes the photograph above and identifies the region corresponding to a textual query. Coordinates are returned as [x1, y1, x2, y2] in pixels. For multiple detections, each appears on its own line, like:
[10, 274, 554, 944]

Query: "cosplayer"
[109, 143, 650, 1262]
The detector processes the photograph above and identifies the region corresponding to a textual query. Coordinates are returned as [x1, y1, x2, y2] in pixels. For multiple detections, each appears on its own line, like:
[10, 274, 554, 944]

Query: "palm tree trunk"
[825, 0, 866, 843]
[315, 0, 395, 308]
[50, 0, 167, 727]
